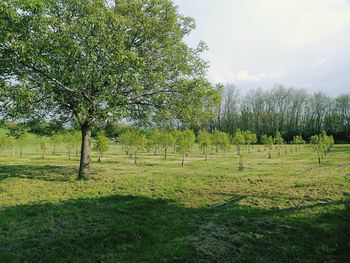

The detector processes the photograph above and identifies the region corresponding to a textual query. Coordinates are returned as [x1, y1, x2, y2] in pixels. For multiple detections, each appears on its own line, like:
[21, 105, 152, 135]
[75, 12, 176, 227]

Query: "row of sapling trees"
[118, 128, 258, 168]
[119, 129, 196, 166]
[0, 128, 81, 159]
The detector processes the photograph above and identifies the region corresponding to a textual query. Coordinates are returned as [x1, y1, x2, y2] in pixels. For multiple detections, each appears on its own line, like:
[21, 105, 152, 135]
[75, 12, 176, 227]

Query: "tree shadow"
[0, 194, 348, 262]
[0, 165, 76, 181]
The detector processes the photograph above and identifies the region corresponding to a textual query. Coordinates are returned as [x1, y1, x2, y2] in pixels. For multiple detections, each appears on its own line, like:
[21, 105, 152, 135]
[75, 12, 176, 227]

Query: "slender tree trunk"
[78, 124, 92, 180]
[239, 155, 244, 171]
[20, 146, 23, 158]
[98, 154, 101, 163]
[268, 149, 271, 159]
[164, 147, 167, 159]
[181, 155, 185, 167]
[134, 151, 137, 165]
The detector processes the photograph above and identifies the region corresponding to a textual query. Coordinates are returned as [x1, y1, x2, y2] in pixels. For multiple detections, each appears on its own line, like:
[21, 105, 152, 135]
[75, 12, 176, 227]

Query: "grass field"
[0, 140, 349, 262]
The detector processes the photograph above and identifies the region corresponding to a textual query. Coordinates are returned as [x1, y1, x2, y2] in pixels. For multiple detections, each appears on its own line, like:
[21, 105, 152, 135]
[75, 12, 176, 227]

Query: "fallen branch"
[210, 195, 245, 209]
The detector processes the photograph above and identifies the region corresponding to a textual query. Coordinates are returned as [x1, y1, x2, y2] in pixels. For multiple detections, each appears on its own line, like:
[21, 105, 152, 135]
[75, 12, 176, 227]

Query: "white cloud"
[313, 57, 328, 67]
[209, 68, 283, 84]
[174, 0, 350, 94]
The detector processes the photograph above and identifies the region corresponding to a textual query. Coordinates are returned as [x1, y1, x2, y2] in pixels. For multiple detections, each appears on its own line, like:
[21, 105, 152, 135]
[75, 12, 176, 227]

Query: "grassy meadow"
[0, 135, 349, 262]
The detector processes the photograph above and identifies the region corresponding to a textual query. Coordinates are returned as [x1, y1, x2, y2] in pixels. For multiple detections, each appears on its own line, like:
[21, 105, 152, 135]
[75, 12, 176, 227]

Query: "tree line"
[211, 84, 350, 142]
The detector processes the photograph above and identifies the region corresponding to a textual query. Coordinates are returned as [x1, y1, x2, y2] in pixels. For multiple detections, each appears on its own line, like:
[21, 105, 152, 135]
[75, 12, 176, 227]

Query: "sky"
[173, 0, 350, 95]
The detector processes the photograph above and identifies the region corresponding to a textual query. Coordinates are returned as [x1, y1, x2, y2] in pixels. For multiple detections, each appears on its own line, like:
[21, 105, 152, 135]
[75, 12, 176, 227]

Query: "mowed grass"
[0, 141, 349, 262]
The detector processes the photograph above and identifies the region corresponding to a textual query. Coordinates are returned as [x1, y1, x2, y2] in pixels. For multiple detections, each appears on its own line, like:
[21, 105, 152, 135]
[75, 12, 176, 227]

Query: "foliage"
[215, 85, 350, 142]
[232, 128, 245, 155]
[159, 131, 175, 159]
[7, 126, 29, 158]
[197, 130, 212, 160]
[309, 135, 323, 164]
[212, 131, 230, 154]
[148, 128, 162, 155]
[292, 135, 305, 151]
[243, 130, 257, 152]
[1, 0, 221, 178]
[93, 131, 109, 162]
[50, 133, 63, 155]
[176, 130, 195, 166]
[39, 137, 49, 159]
[262, 134, 274, 159]
[64, 132, 76, 160]
[274, 131, 284, 156]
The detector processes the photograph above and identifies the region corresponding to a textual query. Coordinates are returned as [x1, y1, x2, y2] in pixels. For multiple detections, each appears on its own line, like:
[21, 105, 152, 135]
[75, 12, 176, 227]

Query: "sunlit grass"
[0, 142, 349, 262]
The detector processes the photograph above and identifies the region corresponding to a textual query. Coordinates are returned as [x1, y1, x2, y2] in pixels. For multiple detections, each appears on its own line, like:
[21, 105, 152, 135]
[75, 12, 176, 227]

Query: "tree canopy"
[0, 0, 221, 178]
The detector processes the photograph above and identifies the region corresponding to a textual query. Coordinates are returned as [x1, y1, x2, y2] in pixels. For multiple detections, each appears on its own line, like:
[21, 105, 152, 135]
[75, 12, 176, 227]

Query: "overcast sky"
[173, 0, 350, 95]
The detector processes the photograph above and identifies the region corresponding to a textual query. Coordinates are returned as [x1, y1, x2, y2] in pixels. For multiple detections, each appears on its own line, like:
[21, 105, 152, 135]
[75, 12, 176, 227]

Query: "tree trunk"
[268, 149, 271, 159]
[181, 156, 185, 167]
[134, 151, 137, 165]
[78, 124, 92, 180]
[239, 155, 244, 171]
[20, 146, 23, 158]
[164, 147, 167, 159]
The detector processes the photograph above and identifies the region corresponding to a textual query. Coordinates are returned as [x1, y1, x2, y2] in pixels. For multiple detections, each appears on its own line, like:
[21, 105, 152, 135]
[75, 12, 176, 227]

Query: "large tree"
[0, 0, 221, 178]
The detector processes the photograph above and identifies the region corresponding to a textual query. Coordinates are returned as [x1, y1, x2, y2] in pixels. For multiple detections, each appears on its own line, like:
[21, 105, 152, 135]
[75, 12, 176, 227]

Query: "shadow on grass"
[0, 194, 348, 262]
[0, 165, 77, 181]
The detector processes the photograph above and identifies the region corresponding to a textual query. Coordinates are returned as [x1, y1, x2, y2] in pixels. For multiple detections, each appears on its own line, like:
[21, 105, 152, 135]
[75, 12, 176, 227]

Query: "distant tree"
[212, 131, 222, 153]
[243, 130, 257, 153]
[149, 129, 162, 155]
[274, 131, 284, 156]
[72, 131, 81, 157]
[160, 131, 175, 160]
[233, 128, 245, 155]
[119, 131, 131, 154]
[64, 132, 76, 160]
[128, 130, 147, 165]
[171, 129, 181, 153]
[176, 130, 195, 166]
[292, 135, 305, 151]
[197, 130, 212, 160]
[211, 131, 230, 155]
[0, 134, 11, 154]
[310, 135, 323, 164]
[262, 135, 274, 159]
[93, 131, 109, 162]
[50, 133, 62, 155]
[7, 127, 28, 158]
[39, 137, 48, 159]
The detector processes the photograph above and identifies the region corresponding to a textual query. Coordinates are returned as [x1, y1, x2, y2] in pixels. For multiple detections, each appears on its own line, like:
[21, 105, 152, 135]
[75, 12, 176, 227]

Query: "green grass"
[0, 142, 349, 262]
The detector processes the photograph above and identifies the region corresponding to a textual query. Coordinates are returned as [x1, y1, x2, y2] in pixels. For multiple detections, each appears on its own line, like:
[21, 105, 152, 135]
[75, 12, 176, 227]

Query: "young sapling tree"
[274, 131, 284, 156]
[310, 135, 323, 165]
[197, 130, 212, 160]
[233, 129, 245, 156]
[93, 131, 109, 162]
[160, 131, 175, 160]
